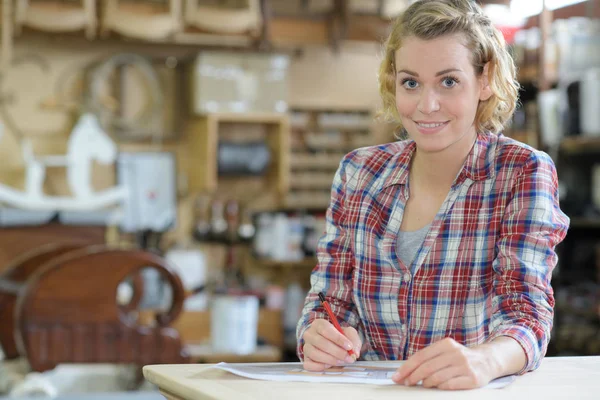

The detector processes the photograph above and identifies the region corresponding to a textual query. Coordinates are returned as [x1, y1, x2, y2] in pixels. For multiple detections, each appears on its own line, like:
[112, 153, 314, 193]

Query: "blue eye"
[402, 79, 418, 90]
[442, 77, 458, 88]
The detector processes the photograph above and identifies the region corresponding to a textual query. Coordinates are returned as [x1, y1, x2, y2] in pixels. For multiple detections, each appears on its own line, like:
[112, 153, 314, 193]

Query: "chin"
[412, 138, 454, 153]
[405, 129, 451, 153]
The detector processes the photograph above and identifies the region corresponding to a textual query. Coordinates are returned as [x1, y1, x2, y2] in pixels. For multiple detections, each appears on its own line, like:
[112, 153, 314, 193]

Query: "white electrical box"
[117, 152, 177, 232]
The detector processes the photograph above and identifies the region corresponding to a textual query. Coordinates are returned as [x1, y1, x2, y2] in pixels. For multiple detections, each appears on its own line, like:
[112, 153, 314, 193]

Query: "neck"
[411, 131, 477, 190]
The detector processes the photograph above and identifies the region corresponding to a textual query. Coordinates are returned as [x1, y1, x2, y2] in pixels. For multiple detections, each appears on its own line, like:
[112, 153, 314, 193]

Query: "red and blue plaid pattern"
[296, 133, 569, 374]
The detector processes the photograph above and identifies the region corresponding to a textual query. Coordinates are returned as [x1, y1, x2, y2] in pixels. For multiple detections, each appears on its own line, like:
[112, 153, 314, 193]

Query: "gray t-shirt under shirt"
[397, 224, 431, 270]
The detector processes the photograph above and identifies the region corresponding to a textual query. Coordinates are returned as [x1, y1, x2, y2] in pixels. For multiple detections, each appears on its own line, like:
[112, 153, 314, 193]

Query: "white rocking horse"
[0, 113, 127, 211]
[22, 113, 116, 199]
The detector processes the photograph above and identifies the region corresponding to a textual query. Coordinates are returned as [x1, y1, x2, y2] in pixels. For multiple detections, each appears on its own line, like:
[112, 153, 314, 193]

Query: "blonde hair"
[378, 0, 520, 136]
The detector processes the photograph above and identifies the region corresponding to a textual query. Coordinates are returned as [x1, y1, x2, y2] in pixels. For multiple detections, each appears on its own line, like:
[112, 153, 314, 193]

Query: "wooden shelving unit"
[560, 137, 600, 154]
[256, 257, 317, 269]
[570, 218, 600, 230]
[186, 112, 290, 198]
[286, 107, 374, 210]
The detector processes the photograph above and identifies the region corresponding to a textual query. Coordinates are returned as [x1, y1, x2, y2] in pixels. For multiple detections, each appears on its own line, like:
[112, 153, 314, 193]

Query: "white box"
[191, 51, 289, 114]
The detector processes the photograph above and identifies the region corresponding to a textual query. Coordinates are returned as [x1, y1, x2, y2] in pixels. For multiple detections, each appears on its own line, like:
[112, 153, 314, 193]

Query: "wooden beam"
[11, 12, 392, 50]
[270, 17, 328, 46]
[270, 14, 390, 47]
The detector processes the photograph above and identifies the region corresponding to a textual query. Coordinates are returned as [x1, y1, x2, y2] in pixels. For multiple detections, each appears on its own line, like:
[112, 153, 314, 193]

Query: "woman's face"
[394, 34, 491, 154]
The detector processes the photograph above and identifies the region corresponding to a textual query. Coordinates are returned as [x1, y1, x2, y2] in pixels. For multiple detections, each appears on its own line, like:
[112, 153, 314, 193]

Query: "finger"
[402, 351, 456, 386]
[303, 354, 332, 372]
[438, 376, 479, 391]
[310, 333, 356, 363]
[393, 338, 456, 382]
[341, 327, 361, 359]
[303, 343, 348, 367]
[316, 322, 354, 352]
[304, 322, 354, 363]
[422, 366, 463, 388]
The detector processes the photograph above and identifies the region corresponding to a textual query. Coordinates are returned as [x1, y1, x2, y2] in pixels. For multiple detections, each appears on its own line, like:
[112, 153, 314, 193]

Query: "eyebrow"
[396, 68, 462, 77]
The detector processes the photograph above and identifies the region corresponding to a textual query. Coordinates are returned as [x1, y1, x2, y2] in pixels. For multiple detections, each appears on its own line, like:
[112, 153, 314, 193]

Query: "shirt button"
[403, 273, 411, 283]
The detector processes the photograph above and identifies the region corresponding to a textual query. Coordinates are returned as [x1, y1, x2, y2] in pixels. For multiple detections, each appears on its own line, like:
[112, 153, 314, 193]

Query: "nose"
[417, 88, 440, 115]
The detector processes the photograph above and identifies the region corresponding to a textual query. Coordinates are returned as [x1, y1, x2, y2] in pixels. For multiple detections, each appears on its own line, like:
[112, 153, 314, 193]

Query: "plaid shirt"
[296, 133, 569, 374]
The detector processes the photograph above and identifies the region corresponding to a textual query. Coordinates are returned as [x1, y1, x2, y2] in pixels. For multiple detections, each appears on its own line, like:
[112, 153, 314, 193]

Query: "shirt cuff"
[487, 325, 540, 375]
[296, 321, 313, 361]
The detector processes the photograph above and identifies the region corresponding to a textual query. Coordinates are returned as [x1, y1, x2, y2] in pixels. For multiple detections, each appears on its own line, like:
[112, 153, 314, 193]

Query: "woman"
[296, 0, 570, 391]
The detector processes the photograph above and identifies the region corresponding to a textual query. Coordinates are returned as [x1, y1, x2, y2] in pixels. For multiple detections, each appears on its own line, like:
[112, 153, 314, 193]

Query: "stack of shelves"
[551, 136, 600, 356]
[286, 107, 374, 210]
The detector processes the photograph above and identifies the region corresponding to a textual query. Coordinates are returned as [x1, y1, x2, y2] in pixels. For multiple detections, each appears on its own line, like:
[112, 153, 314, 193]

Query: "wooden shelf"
[560, 137, 600, 154]
[256, 257, 317, 269]
[187, 113, 290, 196]
[570, 218, 600, 229]
[290, 153, 344, 170]
[287, 107, 374, 211]
[289, 174, 334, 190]
[168, 309, 284, 349]
[293, 123, 372, 132]
[11, 8, 394, 49]
[517, 65, 539, 84]
[284, 196, 330, 210]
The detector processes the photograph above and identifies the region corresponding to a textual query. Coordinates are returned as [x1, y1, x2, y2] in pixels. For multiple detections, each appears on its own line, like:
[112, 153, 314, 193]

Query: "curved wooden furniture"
[15, 0, 97, 39]
[0, 242, 89, 359]
[184, 0, 262, 35]
[101, 0, 182, 40]
[13, 245, 189, 372]
[0, 224, 105, 273]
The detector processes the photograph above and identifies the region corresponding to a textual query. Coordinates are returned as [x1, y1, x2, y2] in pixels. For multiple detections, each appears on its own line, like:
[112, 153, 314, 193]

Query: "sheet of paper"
[211, 361, 516, 389]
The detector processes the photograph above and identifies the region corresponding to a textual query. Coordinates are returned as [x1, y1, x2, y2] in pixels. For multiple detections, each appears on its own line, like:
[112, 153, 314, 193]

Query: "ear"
[479, 62, 492, 101]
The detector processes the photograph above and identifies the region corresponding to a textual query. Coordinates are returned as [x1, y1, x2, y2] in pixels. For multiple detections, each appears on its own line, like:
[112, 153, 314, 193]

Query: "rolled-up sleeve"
[296, 153, 363, 361]
[488, 151, 569, 374]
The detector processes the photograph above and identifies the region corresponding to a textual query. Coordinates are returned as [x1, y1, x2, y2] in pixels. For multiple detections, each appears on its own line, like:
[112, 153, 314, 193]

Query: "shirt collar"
[382, 133, 493, 190]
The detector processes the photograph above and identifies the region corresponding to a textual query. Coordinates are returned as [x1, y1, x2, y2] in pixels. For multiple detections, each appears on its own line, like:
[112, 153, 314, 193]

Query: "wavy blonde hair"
[378, 0, 520, 136]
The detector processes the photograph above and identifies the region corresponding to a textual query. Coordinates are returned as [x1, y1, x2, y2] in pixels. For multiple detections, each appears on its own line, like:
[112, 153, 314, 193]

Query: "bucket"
[210, 295, 259, 354]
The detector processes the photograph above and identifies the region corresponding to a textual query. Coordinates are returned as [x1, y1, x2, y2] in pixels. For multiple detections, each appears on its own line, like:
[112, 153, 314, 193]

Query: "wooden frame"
[101, 0, 182, 41]
[186, 113, 289, 200]
[184, 0, 262, 35]
[15, 0, 96, 39]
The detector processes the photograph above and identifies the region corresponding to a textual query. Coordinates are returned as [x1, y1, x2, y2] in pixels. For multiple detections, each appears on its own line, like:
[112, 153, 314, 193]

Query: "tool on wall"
[86, 52, 164, 144]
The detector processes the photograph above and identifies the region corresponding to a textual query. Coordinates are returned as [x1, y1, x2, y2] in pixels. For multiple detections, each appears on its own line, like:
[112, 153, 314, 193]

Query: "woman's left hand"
[391, 338, 496, 390]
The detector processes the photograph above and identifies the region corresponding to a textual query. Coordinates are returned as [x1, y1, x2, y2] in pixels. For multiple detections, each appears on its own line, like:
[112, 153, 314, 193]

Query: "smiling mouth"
[415, 121, 448, 128]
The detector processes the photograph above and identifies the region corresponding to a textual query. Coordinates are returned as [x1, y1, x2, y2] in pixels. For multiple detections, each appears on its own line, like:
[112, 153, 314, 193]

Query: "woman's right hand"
[301, 319, 362, 371]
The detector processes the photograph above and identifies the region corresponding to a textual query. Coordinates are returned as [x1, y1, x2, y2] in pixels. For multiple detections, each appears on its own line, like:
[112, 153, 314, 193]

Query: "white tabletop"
[143, 356, 600, 400]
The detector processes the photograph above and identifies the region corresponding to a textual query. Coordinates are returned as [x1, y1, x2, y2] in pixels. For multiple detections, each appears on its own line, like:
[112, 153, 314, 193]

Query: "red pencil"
[318, 293, 357, 360]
